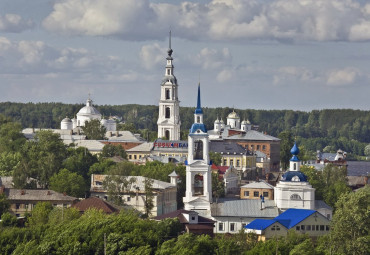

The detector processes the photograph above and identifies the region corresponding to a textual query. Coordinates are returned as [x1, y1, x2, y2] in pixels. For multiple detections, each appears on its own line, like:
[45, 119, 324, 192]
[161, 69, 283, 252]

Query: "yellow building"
[240, 181, 274, 200]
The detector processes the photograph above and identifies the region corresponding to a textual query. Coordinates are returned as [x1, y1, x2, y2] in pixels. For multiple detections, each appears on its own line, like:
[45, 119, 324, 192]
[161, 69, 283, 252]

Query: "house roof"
[241, 181, 274, 189]
[274, 208, 316, 229]
[246, 208, 319, 231]
[224, 130, 280, 141]
[347, 161, 370, 176]
[5, 189, 77, 202]
[209, 141, 250, 155]
[126, 142, 154, 152]
[211, 199, 279, 218]
[244, 219, 277, 230]
[72, 197, 119, 214]
[106, 131, 143, 142]
[153, 209, 215, 224]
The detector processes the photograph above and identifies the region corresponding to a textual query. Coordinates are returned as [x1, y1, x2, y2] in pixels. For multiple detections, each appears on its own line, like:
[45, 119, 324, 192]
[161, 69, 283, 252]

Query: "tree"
[212, 172, 225, 200]
[278, 130, 294, 170]
[0, 151, 21, 176]
[63, 147, 98, 181]
[27, 202, 53, 227]
[364, 144, 370, 157]
[0, 121, 26, 153]
[82, 119, 106, 140]
[328, 186, 370, 255]
[0, 193, 10, 217]
[1, 212, 18, 227]
[143, 178, 154, 217]
[101, 144, 127, 159]
[209, 151, 222, 166]
[49, 169, 87, 197]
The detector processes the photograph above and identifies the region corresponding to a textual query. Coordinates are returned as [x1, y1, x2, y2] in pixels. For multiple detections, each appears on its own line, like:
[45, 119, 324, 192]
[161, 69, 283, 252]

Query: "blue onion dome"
[281, 171, 308, 182]
[290, 142, 300, 155]
[190, 123, 207, 134]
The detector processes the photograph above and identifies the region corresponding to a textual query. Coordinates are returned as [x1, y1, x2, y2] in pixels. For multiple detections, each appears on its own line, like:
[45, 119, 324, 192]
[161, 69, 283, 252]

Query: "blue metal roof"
[281, 171, 308, 182]
[245, 208, 317, 231]
[274, 208, 316, 229]
[195, 84, 203, 114]
[290, 142, 300, 155]
[189, 123, 207, 133]
[245, 219, 276, 230]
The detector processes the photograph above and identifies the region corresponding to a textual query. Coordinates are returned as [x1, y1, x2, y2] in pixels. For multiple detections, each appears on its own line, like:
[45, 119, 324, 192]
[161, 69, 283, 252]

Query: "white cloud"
[139, 43, 165, 70]
[216, 68, 234, 83]
[193, 47, 232, 70]
[273, 66, 317, 85]
[42, 0, 370, 42]
[0, 14, 34, 32]
[326, 67, 359, 86]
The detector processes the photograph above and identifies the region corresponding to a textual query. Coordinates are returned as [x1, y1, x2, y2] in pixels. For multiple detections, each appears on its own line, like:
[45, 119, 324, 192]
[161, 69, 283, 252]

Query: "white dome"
[100, 119, 108, 124]
[61, 117, 72, 123]
[77, 98, 101, 116]
[227, 110, 239, 119]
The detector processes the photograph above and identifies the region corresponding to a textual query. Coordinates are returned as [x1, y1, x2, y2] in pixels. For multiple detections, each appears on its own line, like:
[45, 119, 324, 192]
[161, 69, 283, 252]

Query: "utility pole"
[104, 233, 107, 255]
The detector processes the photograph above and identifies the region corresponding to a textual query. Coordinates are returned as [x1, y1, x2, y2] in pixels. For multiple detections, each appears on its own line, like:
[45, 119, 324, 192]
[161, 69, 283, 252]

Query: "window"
[230, 159, 233, 166]
[326, 225, 330, 231]
[230, 223, 235, 232]
[263, 192, 269, 197]
[262, 145, 266, 150]
[191, 216, 195, 221]
[129, 155, 132, 159]
[63, 204, 67, 208]
[165, 89, 170, 99]
[95, 181, 103, 186]
[197, 116, 200, 123]
[327, 214, 331, 220]
[218, 223, 224, 231]
[296, 226, 300, 231]
[242, 223, 246, 229]
[320, 225, 324, 231]
[294, 163, 297, 170]
[257, 145, 260, 150]
[25, 204, 29, 209]
[53, 204, 57, 207]
[236, 160, 240, 167]
[167, 69, 170, 75]
[271, 225, 280, 231]
[127, 197, 131, 202]
[290, 194, 302, 200]
[316, 225, 319, 231]
[312, 225, 315, 231]
[253, 191, 259, 197]
[165, 107, 171, 118]
[244, 191, 249, 197]
[134, 155, 137, 160]
[307, 225, 311, 231]
[16, 203, 20, 209]
[223, 159, 227, 166]
[301, 225, 305, 231]
[104, 196, 108, 200]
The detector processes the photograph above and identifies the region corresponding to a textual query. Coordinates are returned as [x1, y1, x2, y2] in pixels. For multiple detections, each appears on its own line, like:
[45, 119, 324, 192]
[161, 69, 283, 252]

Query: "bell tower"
[157, 31, 181, 140]
[183, 84, 212, 216]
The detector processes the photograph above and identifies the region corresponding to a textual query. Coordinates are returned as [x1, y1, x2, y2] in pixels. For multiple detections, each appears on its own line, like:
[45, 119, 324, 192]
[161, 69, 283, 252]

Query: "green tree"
[27, 202, 53, 227]
[364, 144, 370, 157]
[209, 151, 222, 165]
[0, 151, 21, 176]
[82, 119, 106, 140]
[1, 212, 18, 227]
[328, 186, 370, 255]
[212, 172, 225, 200]
[0, 121, 26, 153]
[0, 193, 10, 217]
[143, 178, 154, 217]
[101, 144, 127, 159]
[63, 147, 98, 181]
[49, 168, 87, 197]
[278, 130, 294, 170]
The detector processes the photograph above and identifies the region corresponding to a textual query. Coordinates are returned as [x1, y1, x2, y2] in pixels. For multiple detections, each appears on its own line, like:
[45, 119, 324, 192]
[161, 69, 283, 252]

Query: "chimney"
[47, 191, 51, 195]
[21, 190, 25, 195]
[265, 173, 269, 182]
[63, 192, 67, 196]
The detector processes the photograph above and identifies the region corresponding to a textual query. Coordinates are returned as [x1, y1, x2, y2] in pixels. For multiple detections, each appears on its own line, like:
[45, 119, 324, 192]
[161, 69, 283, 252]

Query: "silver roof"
[211, 199, 279, 218]
[126, 142, 154, 152]
[241, 181, 274, 189]
[6, 189, 77, 201]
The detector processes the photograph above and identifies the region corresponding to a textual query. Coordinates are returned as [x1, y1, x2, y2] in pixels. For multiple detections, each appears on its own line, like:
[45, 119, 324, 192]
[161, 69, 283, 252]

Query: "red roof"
[72, 197, 119, 214]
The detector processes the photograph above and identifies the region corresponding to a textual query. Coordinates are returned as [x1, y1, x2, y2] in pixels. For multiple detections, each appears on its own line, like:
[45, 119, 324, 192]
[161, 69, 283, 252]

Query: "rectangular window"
[320, 225, 324, 231]
[326, 225, 330, 231]
[223, 159, 227, 166]
[327, 214, 331, 220]
[316, 225, 319, 231]
[242, 223, 246, 229]
[296, 226, 300, 231]
[301, 225, 305, 231]
[191, 216, 195, 221]
[230, 159, 233, 166]
[134, 155, 137, 160]
[262, 145, 266, 150]
[25, 204, 29, 209]
[312, 225, 315, 231]
[230, 223, 235, 232]
[263, 192, 269, 197]
[129, 155, 132, 159]
[244, 191, 249, 197]
[127, 197, 131, 202]
[253, 191, 259, 197]
[218, 223, 224, 231]
[257, 145, 260, 150]
[16, 203, 20, 209]
[236, 160, 240, 167]
[307, 225, 311, 231]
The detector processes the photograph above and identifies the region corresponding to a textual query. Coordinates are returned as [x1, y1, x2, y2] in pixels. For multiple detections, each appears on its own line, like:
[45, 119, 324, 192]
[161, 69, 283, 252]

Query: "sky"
[1, 0, 370, 111]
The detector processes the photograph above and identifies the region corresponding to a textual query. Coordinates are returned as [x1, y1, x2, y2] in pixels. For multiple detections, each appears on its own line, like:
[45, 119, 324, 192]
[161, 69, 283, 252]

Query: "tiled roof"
[211, 199, 278, 217]
[72, 197, 119, 214]
[209, 141, 250, 155]
[314, 200, 333, 211]
[347, 161, 370, 176]
[225, 130, 280, 141]
[6, 189, 77, 202]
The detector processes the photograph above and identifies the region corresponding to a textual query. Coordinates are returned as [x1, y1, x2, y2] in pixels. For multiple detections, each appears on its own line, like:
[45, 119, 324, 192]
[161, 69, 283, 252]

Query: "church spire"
[167, 30, 173, 58]
[195, 83, 203, 114]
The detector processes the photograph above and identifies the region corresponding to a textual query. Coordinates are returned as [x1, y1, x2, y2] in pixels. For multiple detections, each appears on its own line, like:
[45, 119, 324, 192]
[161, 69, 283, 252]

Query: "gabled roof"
[274, 208, 316, 229]
[224, 130, 280, 141]
[6, 189, 77, 202]
[72, 197, 119, 214]
[153, 209, 215, 224]
[209, 141, 250, 155]
[241, 181, 274, 189]
[126, 142, 154, 152]
[244, 219, 277, 230]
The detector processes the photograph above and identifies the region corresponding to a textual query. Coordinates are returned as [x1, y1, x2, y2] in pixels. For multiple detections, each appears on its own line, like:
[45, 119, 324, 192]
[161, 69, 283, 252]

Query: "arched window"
[293, 163, 297, 170]
[197, 116, 200, 123]
[165, 107, 170, 119]
[194, 174, 204, 196]
[194, 140, 203, 160]
[166, 89, 170, 100]
[165, 130, 170, 140]
[290, 194, 302, 200]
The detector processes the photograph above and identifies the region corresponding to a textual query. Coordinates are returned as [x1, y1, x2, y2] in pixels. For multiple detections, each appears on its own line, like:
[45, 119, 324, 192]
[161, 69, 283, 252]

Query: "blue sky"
[1, 0, 370, 110]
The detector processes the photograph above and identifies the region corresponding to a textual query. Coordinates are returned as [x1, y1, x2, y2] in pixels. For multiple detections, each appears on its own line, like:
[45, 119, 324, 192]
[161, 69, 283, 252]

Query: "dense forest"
[1, 102, 370, 156]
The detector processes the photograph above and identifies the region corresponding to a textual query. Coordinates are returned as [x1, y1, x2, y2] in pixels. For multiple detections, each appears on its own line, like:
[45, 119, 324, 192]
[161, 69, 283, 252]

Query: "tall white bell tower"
[183, 85, 212, 216]
[157, 31, 181, 140]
